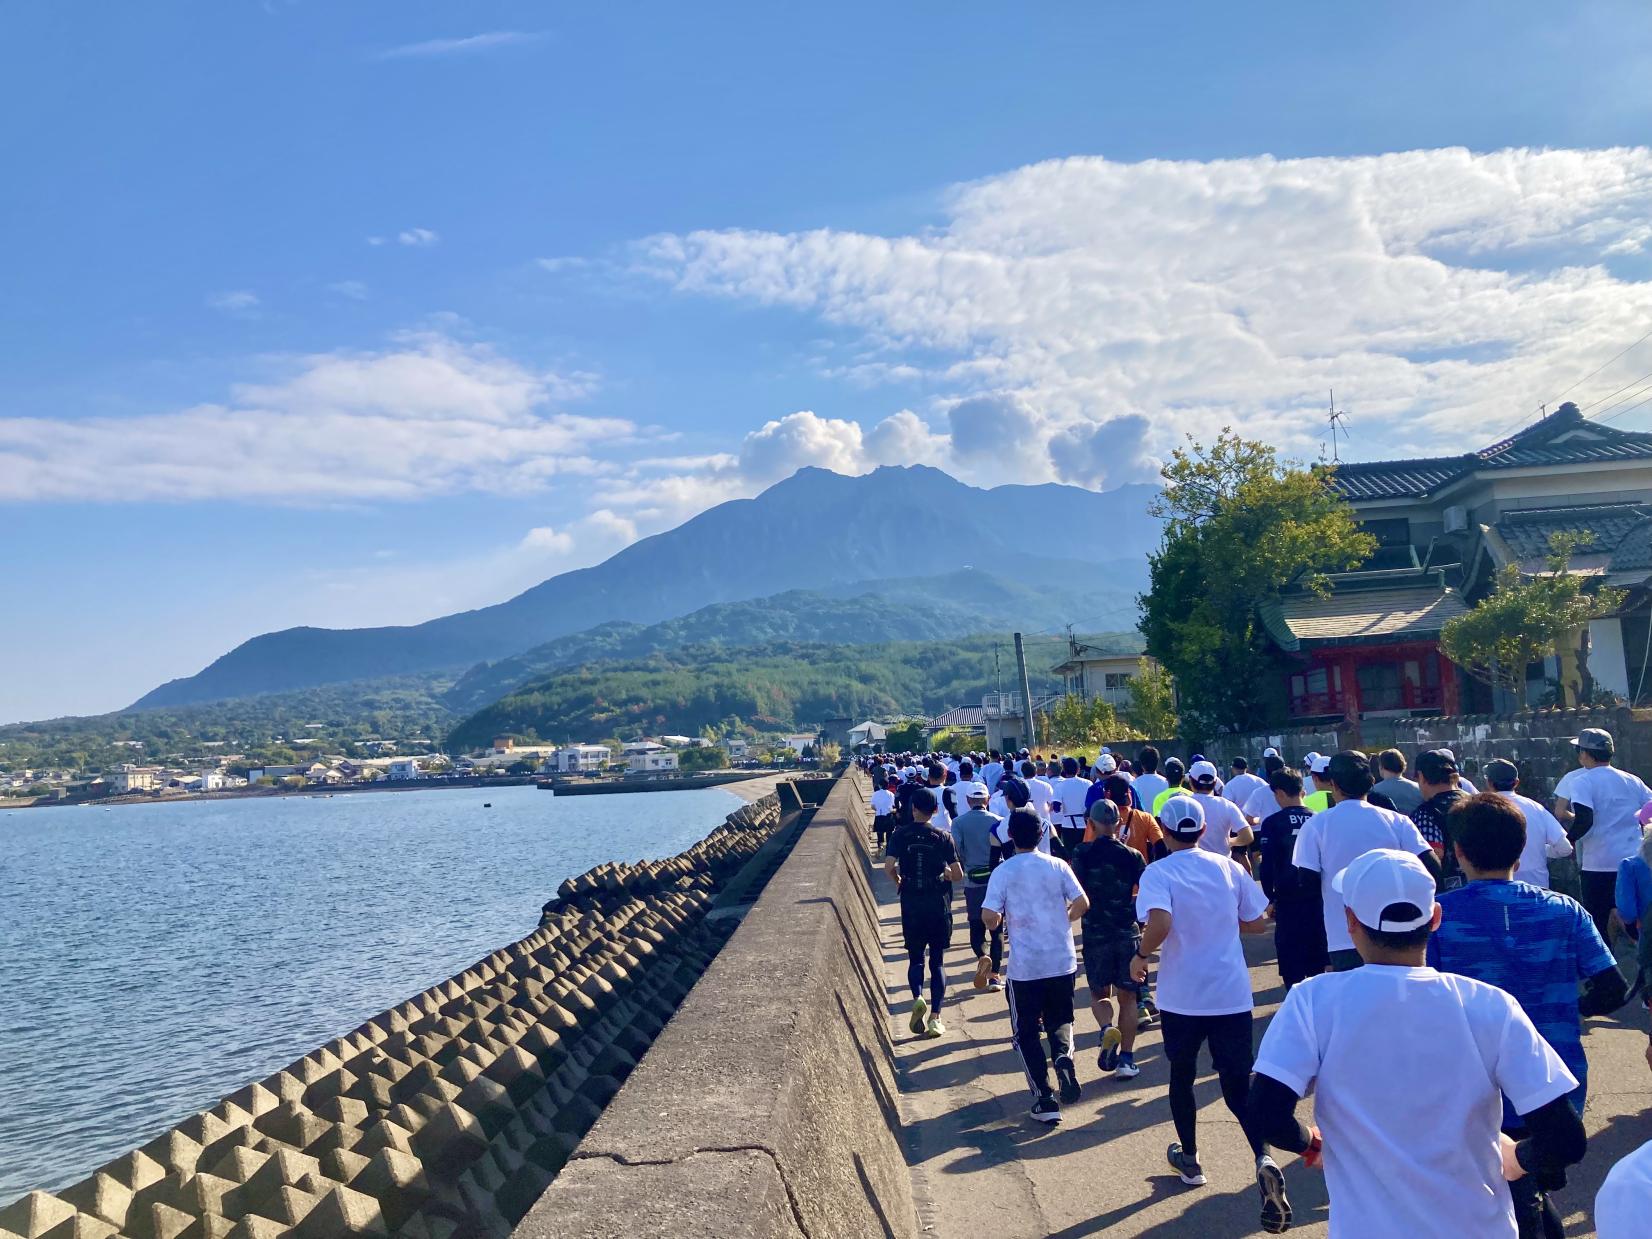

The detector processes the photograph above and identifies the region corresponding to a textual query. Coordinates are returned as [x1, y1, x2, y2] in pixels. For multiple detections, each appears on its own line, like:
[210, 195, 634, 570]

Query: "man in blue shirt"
[1428, 792, 1627, 1238]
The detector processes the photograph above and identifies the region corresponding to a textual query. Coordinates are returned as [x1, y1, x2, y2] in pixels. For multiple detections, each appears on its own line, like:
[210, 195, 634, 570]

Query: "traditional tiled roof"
[1261, 582, 1469, 651]
[1497, 504, 1651, 562]
[928, 706, 986, 729]
[1325, 403, 1652, 502]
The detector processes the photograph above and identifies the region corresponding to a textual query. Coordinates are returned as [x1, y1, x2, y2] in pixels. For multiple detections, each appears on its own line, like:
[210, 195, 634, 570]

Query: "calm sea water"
[0, 783, 743, 1203]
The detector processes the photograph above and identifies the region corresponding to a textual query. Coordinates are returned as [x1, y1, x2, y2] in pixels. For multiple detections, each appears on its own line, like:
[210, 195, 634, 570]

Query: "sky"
[6, 1, 1652, 723]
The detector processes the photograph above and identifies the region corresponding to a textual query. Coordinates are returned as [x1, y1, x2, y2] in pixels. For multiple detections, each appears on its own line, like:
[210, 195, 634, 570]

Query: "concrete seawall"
[0, 781, 809, 1239]
[516, 772, 916, 1238]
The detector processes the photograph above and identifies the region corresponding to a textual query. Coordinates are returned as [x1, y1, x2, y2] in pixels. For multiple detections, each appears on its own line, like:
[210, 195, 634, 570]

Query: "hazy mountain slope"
[134, 466, 1159, 709]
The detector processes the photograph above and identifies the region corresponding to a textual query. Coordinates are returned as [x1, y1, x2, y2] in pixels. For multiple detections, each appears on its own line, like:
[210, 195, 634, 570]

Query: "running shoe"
[1031, 1093, 1062, 1125]
[1166, 1142, 1205, 1186]
[1098, 1025, 1122, 1073]
[1139, 996, 1157, 1028]
[924, 1015, 945, 1039]
[987, 975, 1004, 992]
[908, 995, 928, 1035]
[1257, 1155, 1292, 1233]
[1054, 1055, 1081, 1104]
[972, 955, 993, 990]
[1113, 1053, 1140, 1080]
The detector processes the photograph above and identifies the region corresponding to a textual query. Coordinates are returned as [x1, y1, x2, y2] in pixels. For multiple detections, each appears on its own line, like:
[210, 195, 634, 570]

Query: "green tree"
[1124, 658, 1178, 737]
[1440, 533, 1625, 709]
[678, 745, 728, 772]
[1046, 694, 1145, 748]
[1139, 432, 1376, 733]
[884, 718, 927, 752]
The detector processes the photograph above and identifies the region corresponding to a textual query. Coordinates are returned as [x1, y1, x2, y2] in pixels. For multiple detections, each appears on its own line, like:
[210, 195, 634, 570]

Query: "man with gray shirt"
[952, 784, 1006, 991]
[1372, 748, 1424, 816]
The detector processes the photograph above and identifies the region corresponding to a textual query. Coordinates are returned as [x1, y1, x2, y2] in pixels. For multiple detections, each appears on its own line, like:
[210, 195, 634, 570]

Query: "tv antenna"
[1327, 389, 1350, 462]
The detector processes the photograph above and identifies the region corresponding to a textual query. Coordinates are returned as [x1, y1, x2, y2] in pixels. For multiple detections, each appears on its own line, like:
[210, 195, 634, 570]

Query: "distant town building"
[725, 738, 750, 760]
[781, 734, 816, 756]
[491, 737, 515, 754]
[547, 744, 612, 773]
[111, 765, 161, 793]
[246, 764, 303, 784]
[388, 758, 422, 781]
[623, 741, 679, 773]
[1049, 643, 1155, 710]
[847, 720, 888, 750]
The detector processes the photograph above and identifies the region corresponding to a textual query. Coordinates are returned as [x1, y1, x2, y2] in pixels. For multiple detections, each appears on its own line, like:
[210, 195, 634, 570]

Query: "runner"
[1412, 748, 1468, 884]
[1091, 773, 1165, 1029]
[1291, 750, 1439, 972]
[1302, 753, 1333, 811]
[1427, 793, 1625, 1238]
[870, 776, 896, 857]
[1052, 756, 1095, 856]
[1188, 759, 1254, 859]
[1152, 757, 1187, 817]
[1224, 756, 1268, 811]
[1250, 848, 1588, 1238]
[950, 782, 1006, 992]
[1483, 757, 1573, 889]
[1130, 794, 1274, 1193]
[981, 750, 1005, 794]
[1240, 751, 1289, 828]
[981, 808, 1090, 1124]
[923, 759, 954, 831]
[1256, 767, 1328, 992]
[1133, 746, 1169, 811]
[1598, 1139, 1652, 1239]
[1372, 748, 1424, 816]
[1552, 727, 1652, 940]
[883, 787, 962, 1040]
[1071, 800, 1146, 1079]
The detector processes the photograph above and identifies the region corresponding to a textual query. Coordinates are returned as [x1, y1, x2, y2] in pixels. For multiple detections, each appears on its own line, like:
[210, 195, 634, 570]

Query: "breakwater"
[1, 785, 805, 1239]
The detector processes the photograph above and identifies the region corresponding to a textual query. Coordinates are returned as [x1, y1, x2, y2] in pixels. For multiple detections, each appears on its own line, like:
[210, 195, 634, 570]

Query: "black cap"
[1484, 758, 1519, 790]
[1326, 749, 1371, 784]
[1416, 749, 1458, 783]
[910, 787, 939, 815]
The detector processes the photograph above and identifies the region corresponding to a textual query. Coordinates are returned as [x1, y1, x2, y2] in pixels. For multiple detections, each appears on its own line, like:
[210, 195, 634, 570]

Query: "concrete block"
[354, 1121, 415, 1160]
[253, 1103, 332, 1151]
[408, 1104, 489, 1179]
[133, 1203, 200, 1239]
[224, 1215, 288, 1239]
[207, 1145, 271, 1186]
[222, 1083, 281, 1121]
[288, 1188, 387, 1239]
[0, 1193, 76, 1239]
[90, 1148, 167, 1194]
[321, 1146, 372, 1187]
[138, 1131, 203, 1177]
[312, 1096, 369, 1128]
[57, 1174, 132, 1229]
[349, 1148, 431, 1232]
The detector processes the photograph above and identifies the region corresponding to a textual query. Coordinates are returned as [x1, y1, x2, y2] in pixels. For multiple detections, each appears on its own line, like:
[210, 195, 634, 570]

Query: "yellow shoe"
[924, 1015, 945, 1039]
[909, 995, 928, 1035]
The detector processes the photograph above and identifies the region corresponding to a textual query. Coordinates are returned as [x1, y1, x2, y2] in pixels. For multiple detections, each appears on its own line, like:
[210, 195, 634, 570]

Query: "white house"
[623, 741, 679, 773]
[548, 744, 612, 773]
[726, 738, 750, 760]
[847, 721, 888, 749]
[388, 758, 422, 781]
[1050, 642, 1151, 709]
[111, 765, 160, 793]
[782, 734, 816, 756]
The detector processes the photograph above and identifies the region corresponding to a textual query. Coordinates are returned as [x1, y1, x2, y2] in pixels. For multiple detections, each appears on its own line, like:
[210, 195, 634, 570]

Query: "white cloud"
[639, 147, 1652, 474]
[397, 228, 439, 248]
[328, 280, 369, 300]
[207, 290, 260, 314]
[374, 31, 543, 61]
[0, 334, 638, 503]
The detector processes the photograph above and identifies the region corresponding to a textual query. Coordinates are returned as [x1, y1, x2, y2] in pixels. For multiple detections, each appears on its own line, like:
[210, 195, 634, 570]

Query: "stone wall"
[515, 774, 917, 1239]
[0, 793, 798, 1239]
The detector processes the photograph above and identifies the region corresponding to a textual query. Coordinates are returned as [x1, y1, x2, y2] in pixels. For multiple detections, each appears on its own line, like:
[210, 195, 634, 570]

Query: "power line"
[1580, 366, 1652, 414]
[1488, 324, 1652, 439]
[1557, 325, 1652, 404]
[1588, 375, 1652, 422]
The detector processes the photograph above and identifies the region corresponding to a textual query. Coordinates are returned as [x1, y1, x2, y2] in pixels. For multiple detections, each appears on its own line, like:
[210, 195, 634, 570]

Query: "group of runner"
[861, 731, 1652, 1237]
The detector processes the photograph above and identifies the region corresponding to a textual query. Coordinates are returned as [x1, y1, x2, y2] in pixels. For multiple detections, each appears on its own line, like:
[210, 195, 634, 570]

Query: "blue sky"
[6, 1, 1652, 722]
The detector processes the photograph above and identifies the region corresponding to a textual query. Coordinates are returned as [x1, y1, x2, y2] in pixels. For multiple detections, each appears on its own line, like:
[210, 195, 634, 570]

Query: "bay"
[0, 783, 743, 1202]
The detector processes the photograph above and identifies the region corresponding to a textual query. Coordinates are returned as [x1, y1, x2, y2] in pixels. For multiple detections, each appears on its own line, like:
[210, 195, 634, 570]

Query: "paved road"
[874, 861, 1652, 1237]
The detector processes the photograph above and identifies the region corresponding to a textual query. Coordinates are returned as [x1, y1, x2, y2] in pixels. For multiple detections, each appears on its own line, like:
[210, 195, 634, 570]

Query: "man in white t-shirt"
[1188, 761, 1254, 859]
[1598, 1138, 1652, 1239]
[982, 809, 1090, 1125]
[1552, 727, 1652, 939]
[981, 752, 1005, 794]
[1241, 752, 1288, 825]
[1292, 750, 1439, 972]
[1224, 756, 1268, 810]
[1130, 794, 1275, 1194]
[1132, 746, 1170, 814]
[1249, 849, 1587, 1238]
[1482, 758, 1573, 888]
[1051, 756, 1096, 855]
[870, 778, 896, 857]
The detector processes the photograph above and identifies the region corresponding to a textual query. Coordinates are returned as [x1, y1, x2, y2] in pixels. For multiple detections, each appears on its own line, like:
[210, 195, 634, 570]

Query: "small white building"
[1050, 643, 1152, 709]
[624, 741, 679, 773]
[111, 765, 160, 794]
[847, 721, 888, 749]
[388, 758, 422, 781]
[781, 734, 816, 756]
[548, 744, 612, 773]
[725, 738, 750, 760]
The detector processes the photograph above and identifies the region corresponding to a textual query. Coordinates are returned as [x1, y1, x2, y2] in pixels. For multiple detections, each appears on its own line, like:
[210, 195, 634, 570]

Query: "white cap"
[1262, 746, 1281, 759]
[1333, 849, 1436, 933]
[1157, 793, 1206, 837]
[1307, 752, 1331, 775]
[961, 780, 990, 802]
[1189, 759, 1219, 783]
[1095, 754, 1118, 774]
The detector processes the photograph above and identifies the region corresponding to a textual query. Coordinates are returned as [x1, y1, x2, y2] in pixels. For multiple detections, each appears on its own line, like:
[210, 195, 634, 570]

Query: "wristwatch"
[1134, 950, 1152, 961]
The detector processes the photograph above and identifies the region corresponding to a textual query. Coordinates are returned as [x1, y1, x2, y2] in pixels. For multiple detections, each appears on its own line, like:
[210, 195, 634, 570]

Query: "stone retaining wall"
[515, 773, 916, 1239]
[0, 793, 795, 1239]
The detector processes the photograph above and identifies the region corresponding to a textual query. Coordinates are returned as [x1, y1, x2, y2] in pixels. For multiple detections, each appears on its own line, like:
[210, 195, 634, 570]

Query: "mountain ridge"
[133, 466, 1161, 709]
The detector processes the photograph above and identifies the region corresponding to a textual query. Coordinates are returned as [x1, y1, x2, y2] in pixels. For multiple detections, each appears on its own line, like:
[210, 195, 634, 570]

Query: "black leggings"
[907, 940, 945, 1013]
[1159, 1010, 1263, 1160]
[964, 886, 1003, 974]
[1007, 971, 1076, 1099]
[1581, 870, 1617, 942]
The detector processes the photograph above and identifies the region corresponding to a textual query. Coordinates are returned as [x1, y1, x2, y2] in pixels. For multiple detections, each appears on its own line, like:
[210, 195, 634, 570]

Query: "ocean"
[0, 782, 744, 1202]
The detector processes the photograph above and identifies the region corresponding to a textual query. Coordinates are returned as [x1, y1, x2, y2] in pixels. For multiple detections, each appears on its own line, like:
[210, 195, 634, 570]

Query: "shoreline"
[4, 768, 793, 812]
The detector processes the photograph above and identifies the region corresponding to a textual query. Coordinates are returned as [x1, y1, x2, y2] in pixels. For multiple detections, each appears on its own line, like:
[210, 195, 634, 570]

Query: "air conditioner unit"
[1442, 505, 1468, 533]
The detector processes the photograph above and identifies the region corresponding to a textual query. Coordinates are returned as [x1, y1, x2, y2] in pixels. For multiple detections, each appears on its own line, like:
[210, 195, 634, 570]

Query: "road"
[875, 861, 1652, 1237]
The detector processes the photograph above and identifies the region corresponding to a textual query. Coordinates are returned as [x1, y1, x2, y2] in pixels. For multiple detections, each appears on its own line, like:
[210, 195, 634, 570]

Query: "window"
[1361, 518, 1411, 547]
[1103, 672, 1134, 690]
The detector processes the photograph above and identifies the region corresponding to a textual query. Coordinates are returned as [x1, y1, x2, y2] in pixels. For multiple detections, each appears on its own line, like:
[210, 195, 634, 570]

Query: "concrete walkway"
[873, 856, 1652, 1237]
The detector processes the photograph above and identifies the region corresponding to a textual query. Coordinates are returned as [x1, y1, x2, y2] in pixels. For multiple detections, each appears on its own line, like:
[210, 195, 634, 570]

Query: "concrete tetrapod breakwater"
[516, 771, 916, 1238]
[0, 785, 806, 1239]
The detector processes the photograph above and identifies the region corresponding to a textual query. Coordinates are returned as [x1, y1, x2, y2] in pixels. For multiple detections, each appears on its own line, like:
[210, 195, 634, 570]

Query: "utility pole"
[1013, 632, 1037, 751]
